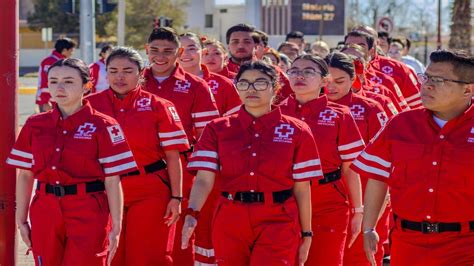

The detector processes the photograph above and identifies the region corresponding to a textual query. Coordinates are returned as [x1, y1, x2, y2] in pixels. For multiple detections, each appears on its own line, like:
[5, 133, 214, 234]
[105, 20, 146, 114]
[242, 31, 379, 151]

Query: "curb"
[19, 87, 36, 95]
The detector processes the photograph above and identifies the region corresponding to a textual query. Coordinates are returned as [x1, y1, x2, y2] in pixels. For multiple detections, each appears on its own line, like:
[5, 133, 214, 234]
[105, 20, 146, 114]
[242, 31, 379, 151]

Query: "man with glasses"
[351, 49, 474, 266]
[142, 26, 219, 266]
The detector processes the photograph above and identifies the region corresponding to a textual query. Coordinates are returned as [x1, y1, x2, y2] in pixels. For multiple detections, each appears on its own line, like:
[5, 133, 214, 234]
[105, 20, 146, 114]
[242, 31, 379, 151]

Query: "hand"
[298, 237, 312, 265]
[18, 222, 32, 248]
[106, 227, 120, 266]
[363, 230, 380, 266]
[164, 199, 181, 226]
[347, 212, 363, 248]
[181, 215, 197, 250]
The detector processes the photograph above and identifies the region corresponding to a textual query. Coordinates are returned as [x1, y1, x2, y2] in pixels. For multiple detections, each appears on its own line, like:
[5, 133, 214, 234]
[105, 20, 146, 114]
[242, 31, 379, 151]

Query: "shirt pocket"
[218, 141, 247, 178]
[442, 148, 472, 188]
[390, 141, 426, 187]
[31, 135, 56, 170]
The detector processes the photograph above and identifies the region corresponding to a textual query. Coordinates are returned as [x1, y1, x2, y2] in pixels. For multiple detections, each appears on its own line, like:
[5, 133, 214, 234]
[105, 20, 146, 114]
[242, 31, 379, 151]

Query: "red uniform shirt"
[351, 105, 474, 222]
[36, 50, 65, 105]
[279, 95, 365, 173]
[365, 68, 410, 111]
[187, 106, 322, 192]
[216, 66, 237, 80]
[369, 54, 422, 109]
[201, 65, 242, 116]
[86, 87, 190, 168]
[89, 59, 109, 93]
[142, 64, 220, 143]
[354, 87, 399, 118]
[332, 92, 388, 143]
[6, 101, 137, 184]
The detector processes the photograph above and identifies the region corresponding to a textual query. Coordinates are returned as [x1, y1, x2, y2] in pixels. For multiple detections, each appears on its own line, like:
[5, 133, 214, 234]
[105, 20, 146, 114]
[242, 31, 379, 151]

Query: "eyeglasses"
[235, 80, 271, 91]
[417, 73, 472, 86]
[287, 69, 321, 78]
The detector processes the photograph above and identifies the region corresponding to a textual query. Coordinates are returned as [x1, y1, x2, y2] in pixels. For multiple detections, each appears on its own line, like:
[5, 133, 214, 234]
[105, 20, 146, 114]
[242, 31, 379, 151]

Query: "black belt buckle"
[422, 221, 440, 233]
[53, 184, 66, 197]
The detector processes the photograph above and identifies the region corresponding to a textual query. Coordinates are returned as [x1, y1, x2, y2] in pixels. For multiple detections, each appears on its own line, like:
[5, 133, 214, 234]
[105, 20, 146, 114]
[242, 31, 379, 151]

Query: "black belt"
[222, 189, 292, 204]
[319, 169, 341, 185]
[38, 180, 105, 197]
[121, 159, 167, 177]
[395, 214, 474, 234]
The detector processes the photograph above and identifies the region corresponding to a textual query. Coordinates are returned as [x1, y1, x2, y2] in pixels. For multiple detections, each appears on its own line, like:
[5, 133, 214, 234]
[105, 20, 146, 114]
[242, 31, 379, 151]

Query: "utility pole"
[0, 0, 18, 264]
[118, 0, 125, 46]
[437, 0, 441, 49]
[80, 0, 96, 63]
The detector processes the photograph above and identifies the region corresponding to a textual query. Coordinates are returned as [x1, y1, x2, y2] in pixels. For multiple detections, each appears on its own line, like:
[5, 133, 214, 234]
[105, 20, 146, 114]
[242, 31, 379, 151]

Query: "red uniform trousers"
[30, 187, 110, 266]
[172, 153, 196, 266]
[390, 227, 474, 266]
[212, 196, 301, 266]
[342, 206, 391, 266]
[112, 171, 174, 266]
[306, 180, 350, 266]
[194, 186, 220, 265]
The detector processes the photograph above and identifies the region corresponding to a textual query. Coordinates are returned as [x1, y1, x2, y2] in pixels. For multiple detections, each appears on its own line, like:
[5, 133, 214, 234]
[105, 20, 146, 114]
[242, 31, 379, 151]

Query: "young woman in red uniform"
[8, 58, 137, 266]
[279, 54, 365, 266]
[178, 32, 242, 265]
[324, 51, 391, 266]
[179, 32, 242, 116]
[202, 38, 237, 80]
[182, 61, 322, 266]
[86, 47, 190, 266]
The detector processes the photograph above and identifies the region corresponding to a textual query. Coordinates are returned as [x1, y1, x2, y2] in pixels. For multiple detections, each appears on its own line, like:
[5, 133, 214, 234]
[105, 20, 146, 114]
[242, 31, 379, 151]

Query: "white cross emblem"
[136, 97, 151, 108]
[174, 80, 191, 92]
[274, 124, 295, 138]
[370, 76, 383, 84]
[208, 80, 219, 94]
[382, 66, 394, 75]
[319, 109, 337, 122]
[350, 104, 366, 117]
[74, 122, 97, 139]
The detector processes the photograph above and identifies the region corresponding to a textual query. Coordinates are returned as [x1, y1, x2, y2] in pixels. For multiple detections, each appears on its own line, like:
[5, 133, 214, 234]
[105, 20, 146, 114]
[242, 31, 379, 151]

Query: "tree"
[104, 0, 190, 48]
[449, 0, 472, 50]
[27, 0, 114, 37]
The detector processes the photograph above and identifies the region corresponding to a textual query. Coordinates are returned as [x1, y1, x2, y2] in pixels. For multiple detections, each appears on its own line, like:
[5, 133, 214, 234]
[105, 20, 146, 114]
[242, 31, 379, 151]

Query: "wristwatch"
[301, 231, 313, 238]
[170, 195, 183, 202]
[182, 207, 200, 220]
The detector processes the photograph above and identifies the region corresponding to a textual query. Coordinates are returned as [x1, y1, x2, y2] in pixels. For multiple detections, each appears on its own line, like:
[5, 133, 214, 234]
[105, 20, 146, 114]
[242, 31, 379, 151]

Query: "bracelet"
[352, 206, 364, 214]
[363, 228, 375, 234]
[301, 231, 313, 238]
[170, 196, 183, 202]
[182, 207, 200, 220]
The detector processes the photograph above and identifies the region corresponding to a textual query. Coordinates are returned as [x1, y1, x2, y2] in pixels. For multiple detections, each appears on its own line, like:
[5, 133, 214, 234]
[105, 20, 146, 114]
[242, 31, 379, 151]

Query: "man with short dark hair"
[225, 23, 257, 73]
[352, 49, 474, 265]
[277, 41, 300, 62]
[350, 26, 423, 109]
[225, 24, 293, 102]
[36, 37, 76, 112]
[377, 31, 390, 54]
[254, 30, 269, 59]
[286, 30, 306, 54]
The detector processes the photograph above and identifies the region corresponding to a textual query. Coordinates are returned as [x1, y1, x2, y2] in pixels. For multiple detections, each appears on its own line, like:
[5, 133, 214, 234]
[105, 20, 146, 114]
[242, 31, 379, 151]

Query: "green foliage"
[27, 0, 116, 37]
[104, 0, 190, 48]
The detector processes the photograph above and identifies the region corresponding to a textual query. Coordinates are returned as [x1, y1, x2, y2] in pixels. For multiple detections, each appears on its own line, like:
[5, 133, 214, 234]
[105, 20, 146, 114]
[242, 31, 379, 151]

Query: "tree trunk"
[449, 0, 472, 50]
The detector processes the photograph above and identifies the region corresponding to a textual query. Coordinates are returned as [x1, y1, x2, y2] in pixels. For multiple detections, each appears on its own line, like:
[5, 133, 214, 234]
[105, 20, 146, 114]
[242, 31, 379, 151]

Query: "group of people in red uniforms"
[8, 23, 473, 266]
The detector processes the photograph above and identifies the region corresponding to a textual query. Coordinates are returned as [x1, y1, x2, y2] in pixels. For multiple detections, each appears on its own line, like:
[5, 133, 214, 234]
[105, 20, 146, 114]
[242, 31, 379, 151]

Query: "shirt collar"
[287, 94, 329, 114]
[238, 105, 283, 130]
[107, 86, 142, 107]
[201, 64, 211, 80]
[52, 100, 94, 128]
[425, 100, 474, 129]
[333, 91, 353, 105]
[52, 50, 65, 60]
